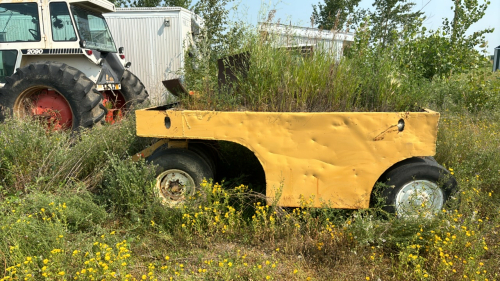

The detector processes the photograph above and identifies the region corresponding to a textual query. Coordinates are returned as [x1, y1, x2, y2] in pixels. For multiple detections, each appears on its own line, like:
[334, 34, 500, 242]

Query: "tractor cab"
[0, 0, 119, 84]
[0, 0, 148, 130]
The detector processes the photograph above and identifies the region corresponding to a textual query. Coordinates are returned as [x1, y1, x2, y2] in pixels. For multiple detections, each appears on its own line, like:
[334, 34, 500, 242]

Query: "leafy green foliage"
[442, 0, 494, 73]
[311, 0, 363, 30]
[193, 0, 234, 54]
[392, 1, 493, 80]
[444, 0, 492, 47]
[99, 155, 156, 221]
[313, 0, 493, 81]
[181, 0, 249, 102]
[369, 0, 424, 47]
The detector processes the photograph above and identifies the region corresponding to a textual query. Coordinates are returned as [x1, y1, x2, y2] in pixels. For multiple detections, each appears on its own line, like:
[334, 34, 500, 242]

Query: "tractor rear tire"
[0, 61, 106, 130]
[119, 70, 149, 107]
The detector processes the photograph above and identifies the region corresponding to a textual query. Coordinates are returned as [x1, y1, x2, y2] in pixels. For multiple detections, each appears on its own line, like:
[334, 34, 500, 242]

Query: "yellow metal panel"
[136, 109, 440, 208]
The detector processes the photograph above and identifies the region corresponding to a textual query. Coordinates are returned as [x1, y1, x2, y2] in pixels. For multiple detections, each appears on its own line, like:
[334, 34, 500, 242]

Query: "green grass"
[0, 106, 499, 280]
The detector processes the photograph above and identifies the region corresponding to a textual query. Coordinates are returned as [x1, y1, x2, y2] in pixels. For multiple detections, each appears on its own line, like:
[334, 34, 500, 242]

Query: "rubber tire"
[149, 142, 219, 176]
[147, 148, 214, 202]
[188, 142, 219, 175]
[119, 70, 149, 107]
[0, 61, 106, 130]
[377, 162, 458, 215]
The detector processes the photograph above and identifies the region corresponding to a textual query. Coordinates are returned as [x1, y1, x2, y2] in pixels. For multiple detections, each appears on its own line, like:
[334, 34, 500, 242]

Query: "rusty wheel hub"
[156, 169, 196, 206]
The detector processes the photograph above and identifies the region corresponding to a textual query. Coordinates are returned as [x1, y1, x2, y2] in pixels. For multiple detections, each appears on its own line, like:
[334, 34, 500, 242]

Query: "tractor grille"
[47, 48, 83, 54]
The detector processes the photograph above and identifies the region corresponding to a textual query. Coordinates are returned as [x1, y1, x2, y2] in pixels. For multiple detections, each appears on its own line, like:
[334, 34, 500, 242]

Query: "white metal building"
[104, 8, 202, 103]
[258, 22, 355, 61]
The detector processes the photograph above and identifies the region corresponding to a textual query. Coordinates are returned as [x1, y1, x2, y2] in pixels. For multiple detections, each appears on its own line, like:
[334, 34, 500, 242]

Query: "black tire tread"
[148, 148, 214, 193]
[378, 162, 458, 214]
[0, 61, 106, 130]
[119, 70, 149, 107]
[188, 142, 219, 175]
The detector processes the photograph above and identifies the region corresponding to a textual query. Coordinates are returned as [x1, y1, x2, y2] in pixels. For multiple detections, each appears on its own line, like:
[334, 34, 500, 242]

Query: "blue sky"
[229, 0, 499, 55]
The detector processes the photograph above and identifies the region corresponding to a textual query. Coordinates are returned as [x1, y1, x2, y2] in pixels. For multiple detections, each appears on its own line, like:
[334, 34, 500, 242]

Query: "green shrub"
[99, 154, 157, 221]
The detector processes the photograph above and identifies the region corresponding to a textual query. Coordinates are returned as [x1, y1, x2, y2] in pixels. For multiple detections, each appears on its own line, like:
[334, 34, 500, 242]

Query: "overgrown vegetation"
[183, 36, 431, 112]
[1, 0, 500, 280]
[1, 116, 500, 279]
[180, 0, 495, 112]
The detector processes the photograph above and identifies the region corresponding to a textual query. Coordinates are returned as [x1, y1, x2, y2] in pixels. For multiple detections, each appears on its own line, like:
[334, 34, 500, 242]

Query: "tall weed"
[181, 27, 429, 113]
[99, 154, 156, 222]
[0, 116, 150, 198]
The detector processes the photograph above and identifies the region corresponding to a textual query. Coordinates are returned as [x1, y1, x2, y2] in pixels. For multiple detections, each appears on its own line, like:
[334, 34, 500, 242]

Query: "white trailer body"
[258, 22, 355, 61]
[104, 7, 202, 103]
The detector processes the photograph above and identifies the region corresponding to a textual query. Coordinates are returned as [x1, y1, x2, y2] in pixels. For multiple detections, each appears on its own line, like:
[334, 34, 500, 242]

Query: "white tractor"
[0, 0, 148, 130]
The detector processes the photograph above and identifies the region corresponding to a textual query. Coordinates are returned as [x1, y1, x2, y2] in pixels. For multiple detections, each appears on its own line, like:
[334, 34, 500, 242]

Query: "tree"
[443, 0, 493, 53]
[369, 0, 424, 47]
[398, 0, 494, 79]
[183, 0, 246, 91]
[311, 0, 363, 30]
[193, 0, 234, 54]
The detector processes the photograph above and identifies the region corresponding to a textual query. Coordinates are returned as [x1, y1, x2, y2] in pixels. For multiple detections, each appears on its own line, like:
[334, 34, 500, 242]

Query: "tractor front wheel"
[0, 61, 106, 130]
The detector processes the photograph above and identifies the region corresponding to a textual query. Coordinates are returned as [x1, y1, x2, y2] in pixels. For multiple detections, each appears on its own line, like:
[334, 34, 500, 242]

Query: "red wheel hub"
[30, 89, 72, 130]
[102, 91, 127, 124]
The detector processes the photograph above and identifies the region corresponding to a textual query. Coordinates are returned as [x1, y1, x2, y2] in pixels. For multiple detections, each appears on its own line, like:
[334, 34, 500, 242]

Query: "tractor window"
[50, 2, 77, 42]
[0, 50, 17, 83]
[0, 3, 40, 42]
[70, 5, 116, 53]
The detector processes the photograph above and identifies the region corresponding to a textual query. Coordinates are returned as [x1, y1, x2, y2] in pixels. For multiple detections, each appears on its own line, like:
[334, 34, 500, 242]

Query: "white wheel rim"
[395, 180, 444, 218]
[156, 169, 195, 206]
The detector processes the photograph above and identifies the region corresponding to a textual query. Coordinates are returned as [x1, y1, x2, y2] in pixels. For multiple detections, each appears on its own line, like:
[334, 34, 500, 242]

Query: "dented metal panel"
[135, 109, 440, 208]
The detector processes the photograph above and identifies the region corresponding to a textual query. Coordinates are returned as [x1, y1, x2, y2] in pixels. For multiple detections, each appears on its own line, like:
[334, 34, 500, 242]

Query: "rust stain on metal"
[373, 124, 399, 141]
[136, 108, 440, 208]
[132, 138, 169, 161]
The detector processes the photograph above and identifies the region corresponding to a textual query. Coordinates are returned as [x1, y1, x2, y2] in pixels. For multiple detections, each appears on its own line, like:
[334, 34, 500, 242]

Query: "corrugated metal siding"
[51, 18, 77, 42]
[274, 35, 346, 61]
[180, 11, 194, 69]
[105, 11, 188, 103]
[0, 16, 39, 42]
